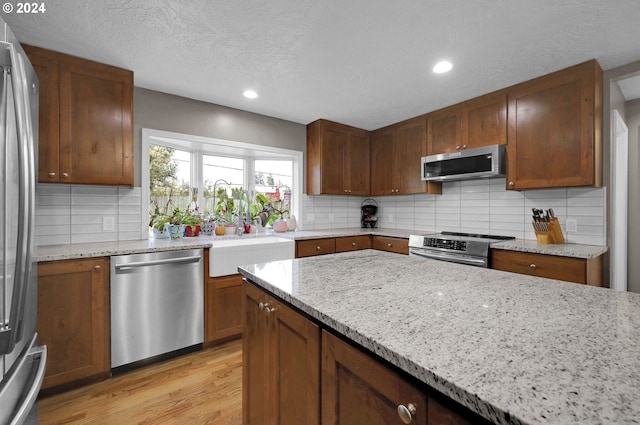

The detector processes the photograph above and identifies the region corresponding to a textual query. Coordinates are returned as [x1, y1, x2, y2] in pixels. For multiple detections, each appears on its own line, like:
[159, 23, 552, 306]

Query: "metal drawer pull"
[397, 403, 417, 424]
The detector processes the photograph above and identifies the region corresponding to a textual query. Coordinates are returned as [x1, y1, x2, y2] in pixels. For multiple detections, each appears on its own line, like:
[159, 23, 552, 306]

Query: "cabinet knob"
[462, 144, 467, 149]
[48, 172, 56, 178]
[344, 189, 348, 193]
[259, 301, 270, 311]
[352, 242, 356, 247]
[530, 263, 537, 269]
[62, 172, 69, 178]
[265, 306, 276, 316]
[455, 145, 461, 150]
[508, 181, 515, 187]
[387, 243, 392, 247]
[397, 403, 417, 424]
[316, 246, 321, 251]
[94, 265, 101, 271]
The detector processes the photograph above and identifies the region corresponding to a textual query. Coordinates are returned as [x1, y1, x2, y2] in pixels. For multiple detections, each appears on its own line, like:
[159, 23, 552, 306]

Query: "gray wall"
[133, 87, 307, 187]
[626, 99, 640, 293]
[604, 60, 640, 292]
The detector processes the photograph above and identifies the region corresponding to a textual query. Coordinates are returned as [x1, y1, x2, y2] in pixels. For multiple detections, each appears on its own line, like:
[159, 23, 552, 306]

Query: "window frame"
[141, 128, 303, 239]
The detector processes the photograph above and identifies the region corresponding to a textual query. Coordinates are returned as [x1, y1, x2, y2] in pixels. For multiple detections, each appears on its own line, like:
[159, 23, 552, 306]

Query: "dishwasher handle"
[114, 254, 202, 270]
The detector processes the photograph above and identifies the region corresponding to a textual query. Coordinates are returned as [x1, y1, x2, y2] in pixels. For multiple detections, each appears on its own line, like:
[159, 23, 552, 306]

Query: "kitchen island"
[238, 249, 640, 425]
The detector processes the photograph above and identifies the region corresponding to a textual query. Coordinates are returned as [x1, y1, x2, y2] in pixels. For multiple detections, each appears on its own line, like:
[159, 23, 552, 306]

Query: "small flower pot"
[274, 218, 288, 233]
[224, 224, 238, 235]
[152, 225, 170, 239]
[184, 224, 201, 237]
[215, 225, 226, 236]
[168, 224, 185, 239]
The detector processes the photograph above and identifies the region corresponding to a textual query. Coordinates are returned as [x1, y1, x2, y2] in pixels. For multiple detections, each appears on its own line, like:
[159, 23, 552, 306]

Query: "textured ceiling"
[4, 0, 640, 130]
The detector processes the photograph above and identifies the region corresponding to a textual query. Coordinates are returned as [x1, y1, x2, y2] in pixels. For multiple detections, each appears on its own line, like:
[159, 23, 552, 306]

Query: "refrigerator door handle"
[0, 41, 33, 354]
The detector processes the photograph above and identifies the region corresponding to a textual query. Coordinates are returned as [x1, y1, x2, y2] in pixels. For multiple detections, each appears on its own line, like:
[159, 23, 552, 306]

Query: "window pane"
[203, 155, 244, 215]
[255, 160, 293, 219]
[149, 145, 191, 224]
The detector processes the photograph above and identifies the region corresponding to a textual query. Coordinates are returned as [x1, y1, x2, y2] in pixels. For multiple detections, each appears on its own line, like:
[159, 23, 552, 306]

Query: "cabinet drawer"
[335, 235, 372, 253]
[296, 238, 336, 258]
[491, 250, 602, 286]
[372, 236, 409, 255]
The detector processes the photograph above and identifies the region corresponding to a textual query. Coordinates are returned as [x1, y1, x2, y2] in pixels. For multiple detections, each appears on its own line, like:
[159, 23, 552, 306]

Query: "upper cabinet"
[307, 119, 370, 195]
[371, 116, 441, 196]
[427, 90, 507, 155]
[506, 60, 602, 190]
[24, 45, 134, 186]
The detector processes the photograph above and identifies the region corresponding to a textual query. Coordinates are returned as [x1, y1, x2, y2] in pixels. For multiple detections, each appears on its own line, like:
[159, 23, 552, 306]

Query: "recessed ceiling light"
[433, 61, 453, 74]
[243, 90, 258, 99]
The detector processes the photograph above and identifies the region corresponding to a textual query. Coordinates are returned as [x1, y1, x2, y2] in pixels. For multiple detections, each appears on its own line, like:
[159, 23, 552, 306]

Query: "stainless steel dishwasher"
[110, 248, 204, 369]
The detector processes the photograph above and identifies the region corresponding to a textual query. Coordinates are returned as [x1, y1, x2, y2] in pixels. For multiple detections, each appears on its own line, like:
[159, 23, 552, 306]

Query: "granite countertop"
[491, 239, 607, 259]
[238, 250, 640, 425]
[35, 227, 607, 262]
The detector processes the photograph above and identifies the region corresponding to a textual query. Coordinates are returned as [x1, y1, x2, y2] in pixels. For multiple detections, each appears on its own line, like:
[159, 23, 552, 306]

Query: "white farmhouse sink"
[209, 236, 295, 277]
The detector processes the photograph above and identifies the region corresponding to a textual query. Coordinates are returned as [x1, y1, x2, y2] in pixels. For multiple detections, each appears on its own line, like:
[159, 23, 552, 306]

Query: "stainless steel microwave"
[421, 144, 506, 182]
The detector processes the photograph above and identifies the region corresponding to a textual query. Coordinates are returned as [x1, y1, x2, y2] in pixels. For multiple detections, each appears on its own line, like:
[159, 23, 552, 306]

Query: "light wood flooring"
[38, 339, 242, 425]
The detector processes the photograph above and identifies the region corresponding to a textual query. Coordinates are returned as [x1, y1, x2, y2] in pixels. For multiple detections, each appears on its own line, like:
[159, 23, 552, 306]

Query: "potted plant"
[151, 213, 171, 239]
[182, 210, 203, 237]
[272, 208, 289, 233]
[166, 208, 185, 239]
[214, 187, 238, 235]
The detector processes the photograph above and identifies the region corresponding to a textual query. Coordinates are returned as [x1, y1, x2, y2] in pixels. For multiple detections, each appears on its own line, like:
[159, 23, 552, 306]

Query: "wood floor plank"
[38, 339, 242, 425]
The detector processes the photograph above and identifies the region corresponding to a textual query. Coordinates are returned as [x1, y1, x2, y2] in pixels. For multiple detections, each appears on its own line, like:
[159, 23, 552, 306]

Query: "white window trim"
[141, 128, 303, 239]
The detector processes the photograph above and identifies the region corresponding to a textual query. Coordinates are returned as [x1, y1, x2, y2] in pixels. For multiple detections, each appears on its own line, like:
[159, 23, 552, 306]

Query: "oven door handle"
[410, 249, 488, 266]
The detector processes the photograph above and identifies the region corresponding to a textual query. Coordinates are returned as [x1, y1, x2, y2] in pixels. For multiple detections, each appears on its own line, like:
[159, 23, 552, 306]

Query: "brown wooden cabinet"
[243, 281, 320, 425]
[203, 250, 243, 345]
[427, 91, 507, 156]
[371, 117, 442, 196]
[37, 258, 110, 391]
[335, 235, 372, 252]
[307, 119, 370, 196]
[491, 249, 603, 286]
[372, 235, 409, 255]
[506, 60, 602, 190]
[296, 238, 337, 258]
[322, 330, 428, 425]
[24, 45, 133, 185]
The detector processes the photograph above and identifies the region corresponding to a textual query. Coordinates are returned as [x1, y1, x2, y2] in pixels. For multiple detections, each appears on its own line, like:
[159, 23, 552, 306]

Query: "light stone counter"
[35, 227, 606, 262]
[491, 239, 607, 259]
[238, 250, 640, 425]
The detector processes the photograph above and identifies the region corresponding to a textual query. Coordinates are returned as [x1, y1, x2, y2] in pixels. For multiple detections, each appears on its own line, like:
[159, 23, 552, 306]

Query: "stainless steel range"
[408, 232, 515, 268]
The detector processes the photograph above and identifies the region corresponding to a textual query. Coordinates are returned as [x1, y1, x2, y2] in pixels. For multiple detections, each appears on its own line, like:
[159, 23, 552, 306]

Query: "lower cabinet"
[322, 330, 427, 425]
[204, 249, 243, 345]
[372, 235, 410, 255]
[335, 235, 372, 252]
[243, 281, 488, 425]
[296, 237, 336, 258]
[37, 258, 110, 391]
[490, 249, 603, 286]
[243, 281, 320, 425]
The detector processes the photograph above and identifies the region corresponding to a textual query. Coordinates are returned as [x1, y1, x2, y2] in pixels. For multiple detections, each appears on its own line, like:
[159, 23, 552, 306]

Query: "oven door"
[409, 247, 489, 268]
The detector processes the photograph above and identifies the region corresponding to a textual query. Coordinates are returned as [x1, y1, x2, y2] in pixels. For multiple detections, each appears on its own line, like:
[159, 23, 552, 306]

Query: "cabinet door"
[395, 118, 428, 194]
[59, 57, 133, 185]
[37, 258, 110, 390]
[271, 293, 320, 425]
[370, 129, 395, 196]
[345, 129, 370, 195]
[322, 330, 427, 425]
[23, 45, 61, 183]
[205, 274, 243, 344]
[462, 91, 507, 150]
[243, 282, 272, 424]
[427, 106, 462, 155]
[506, 60, 602, 190]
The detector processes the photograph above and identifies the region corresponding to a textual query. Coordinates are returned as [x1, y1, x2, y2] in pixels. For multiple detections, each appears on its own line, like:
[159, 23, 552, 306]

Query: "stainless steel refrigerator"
[0, 16, 46, 425]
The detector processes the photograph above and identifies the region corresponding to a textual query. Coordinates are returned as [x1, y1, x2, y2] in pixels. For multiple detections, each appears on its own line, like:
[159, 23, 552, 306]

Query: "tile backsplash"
[36, 178, 606, 247]
[302, 178, 606, 246]
[36, 184, 142, 246]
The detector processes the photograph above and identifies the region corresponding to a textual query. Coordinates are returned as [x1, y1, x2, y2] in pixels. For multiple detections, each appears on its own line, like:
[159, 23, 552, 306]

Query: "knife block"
[532, 218, 565, 244]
